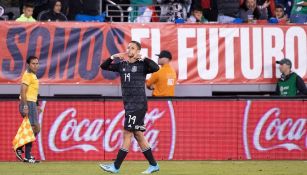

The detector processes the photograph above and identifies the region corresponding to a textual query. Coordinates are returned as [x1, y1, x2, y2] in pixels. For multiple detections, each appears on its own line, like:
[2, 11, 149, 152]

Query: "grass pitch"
[0, 161, 306, 175]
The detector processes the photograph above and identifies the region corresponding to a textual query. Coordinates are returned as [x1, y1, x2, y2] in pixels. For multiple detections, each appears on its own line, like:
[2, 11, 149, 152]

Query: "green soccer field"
[0, 161, 306, 175]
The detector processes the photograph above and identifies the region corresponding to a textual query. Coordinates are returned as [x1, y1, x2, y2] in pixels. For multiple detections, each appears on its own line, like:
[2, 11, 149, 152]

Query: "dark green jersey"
[277, 73, 297, 96]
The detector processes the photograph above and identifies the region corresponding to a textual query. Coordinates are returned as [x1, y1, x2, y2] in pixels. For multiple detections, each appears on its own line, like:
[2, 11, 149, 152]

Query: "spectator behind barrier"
[19, 0, 48, 19]
[16, 3, 36, 22]
[275, 0, 293, 17]
[59, 0, 69, 16]
[187, 6, 208, 23]
[197, 0, 218, 21]
[159, 0, 191, 22]
[257, 0, 276, 18]
[38, 0, 67, 21]
[239, 0, 268, 22]
[129, 0, 156, 23]
[216, 0, 241, 23]
[275, 58, 307, 96]
[269, 3, 288, 23]
[290, 0, 307, 23]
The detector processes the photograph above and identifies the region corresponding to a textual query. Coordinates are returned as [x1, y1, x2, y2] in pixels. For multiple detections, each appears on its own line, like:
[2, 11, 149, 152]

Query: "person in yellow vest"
[16, 3, 36, 22]
[15, 56, 40, 163]
[146, 50, 177, 96]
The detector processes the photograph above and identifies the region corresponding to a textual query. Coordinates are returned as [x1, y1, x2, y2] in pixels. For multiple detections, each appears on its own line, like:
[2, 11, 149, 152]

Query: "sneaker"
[99, 163, 119, 174]
[142, 164, 160, 174]
[23, 157, 40, 164]
[15, 149, 23, 161]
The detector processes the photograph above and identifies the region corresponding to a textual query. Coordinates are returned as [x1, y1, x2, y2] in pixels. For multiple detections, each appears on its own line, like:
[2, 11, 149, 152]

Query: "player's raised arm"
[100, 53, 125, 72]
[144, 58, 159, 74]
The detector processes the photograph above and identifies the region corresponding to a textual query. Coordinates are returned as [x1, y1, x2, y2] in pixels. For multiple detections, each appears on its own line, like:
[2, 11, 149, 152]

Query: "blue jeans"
[290, 13, 307, 24]
[19, 101, 39, 125]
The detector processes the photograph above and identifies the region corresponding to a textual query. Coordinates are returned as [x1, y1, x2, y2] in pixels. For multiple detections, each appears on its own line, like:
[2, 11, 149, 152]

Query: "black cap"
[276, 58, 292, 68]
[156, 50, 172, 60]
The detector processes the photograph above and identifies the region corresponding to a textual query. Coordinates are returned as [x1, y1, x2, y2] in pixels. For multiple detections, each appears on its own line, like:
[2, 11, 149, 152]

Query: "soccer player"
[15, 56, 40, 163]
[99, 41, 160, 174]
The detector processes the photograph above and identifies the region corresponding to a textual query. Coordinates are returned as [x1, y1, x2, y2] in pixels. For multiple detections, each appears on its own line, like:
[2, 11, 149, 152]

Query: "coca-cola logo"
[243, 100, 306, 159]
[37, 101, 176, 160]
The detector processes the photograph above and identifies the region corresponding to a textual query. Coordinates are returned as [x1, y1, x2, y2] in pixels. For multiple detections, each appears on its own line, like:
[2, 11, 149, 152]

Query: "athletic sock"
[114, 148, 129, 169]
[25, 142, 33, 159]
[142, 147, 157, 166]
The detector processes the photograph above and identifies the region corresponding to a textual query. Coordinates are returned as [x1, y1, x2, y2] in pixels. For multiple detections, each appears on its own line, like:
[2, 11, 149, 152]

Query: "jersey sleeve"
[21, 73, 31, 86]
[146, 72, 159, 87]
[144, 58, 159, 74]
[100, 58, 120, 72]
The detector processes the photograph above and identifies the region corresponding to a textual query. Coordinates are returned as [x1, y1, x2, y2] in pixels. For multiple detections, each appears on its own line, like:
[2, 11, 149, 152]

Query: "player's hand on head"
[136, 54, 145, 61]
[112, 52, 127, 60]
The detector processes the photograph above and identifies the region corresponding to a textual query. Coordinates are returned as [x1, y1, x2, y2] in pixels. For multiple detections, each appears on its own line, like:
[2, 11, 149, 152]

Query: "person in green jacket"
[16, 3, 36, 22]
[275, 58, 307, 96]
[187, 6, 208, 23]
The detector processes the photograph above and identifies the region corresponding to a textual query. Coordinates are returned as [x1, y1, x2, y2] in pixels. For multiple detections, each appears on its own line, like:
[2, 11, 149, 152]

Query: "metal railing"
[106, 2, 176, 22]
[105, 0, 124, 22]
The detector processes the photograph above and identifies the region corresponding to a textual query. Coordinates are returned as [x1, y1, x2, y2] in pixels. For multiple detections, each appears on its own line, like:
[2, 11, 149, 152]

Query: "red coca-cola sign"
[36, 101, 176, 160]
[0, 99, 306, 161]
[240, 100, 307, 160]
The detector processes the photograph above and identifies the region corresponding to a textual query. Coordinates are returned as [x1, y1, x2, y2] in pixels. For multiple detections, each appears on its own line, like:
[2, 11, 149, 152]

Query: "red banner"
[0, 99, 307, 161]
[0, 22, 306, 84]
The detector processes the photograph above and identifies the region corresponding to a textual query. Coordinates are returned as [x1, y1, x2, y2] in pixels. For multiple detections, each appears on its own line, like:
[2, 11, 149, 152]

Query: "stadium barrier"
[1, 97, 307, 161]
